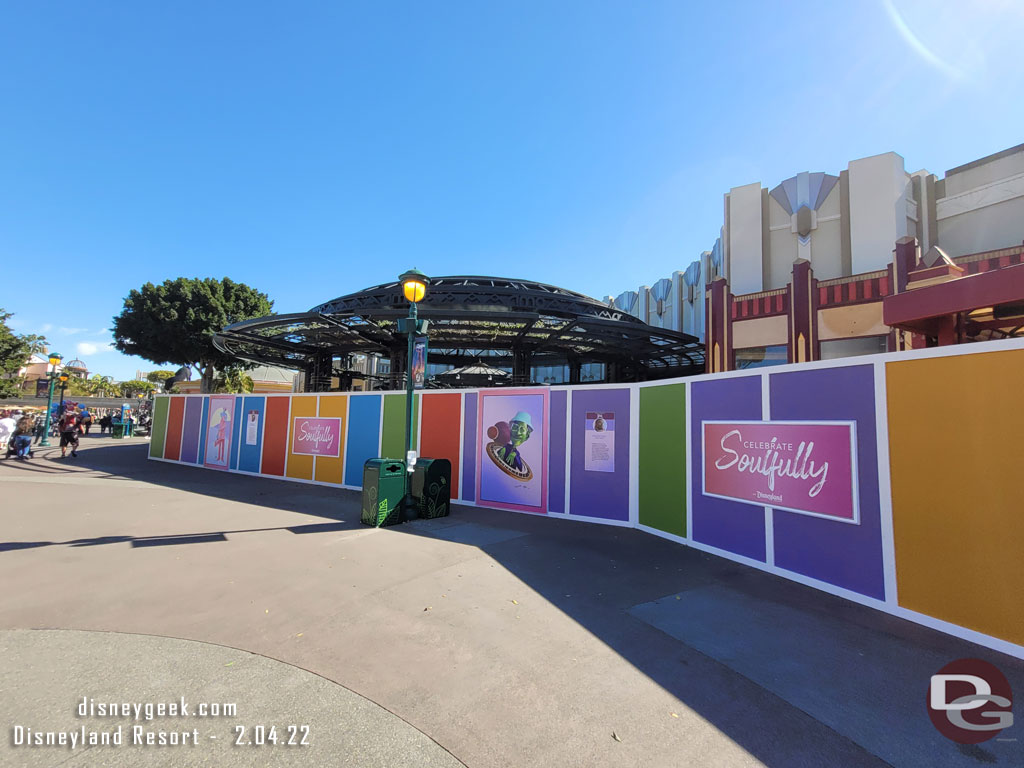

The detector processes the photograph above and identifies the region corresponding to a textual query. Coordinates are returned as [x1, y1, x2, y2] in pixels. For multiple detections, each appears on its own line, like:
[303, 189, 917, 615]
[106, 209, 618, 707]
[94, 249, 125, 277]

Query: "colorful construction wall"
[149, 339, 1024, 659]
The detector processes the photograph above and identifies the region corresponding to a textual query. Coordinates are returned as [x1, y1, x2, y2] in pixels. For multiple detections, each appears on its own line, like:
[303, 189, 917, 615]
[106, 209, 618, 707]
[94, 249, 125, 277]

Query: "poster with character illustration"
[477, 390, 548, 513]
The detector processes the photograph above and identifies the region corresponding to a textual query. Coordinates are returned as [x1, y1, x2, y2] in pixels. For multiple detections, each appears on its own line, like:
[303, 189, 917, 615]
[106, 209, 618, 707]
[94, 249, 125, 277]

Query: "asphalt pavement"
[0, 435, 1021, 767]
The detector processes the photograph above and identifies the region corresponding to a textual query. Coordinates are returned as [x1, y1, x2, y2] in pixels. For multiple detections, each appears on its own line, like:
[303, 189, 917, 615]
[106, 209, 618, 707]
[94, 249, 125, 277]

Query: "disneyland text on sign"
[702, 421, 858, 523]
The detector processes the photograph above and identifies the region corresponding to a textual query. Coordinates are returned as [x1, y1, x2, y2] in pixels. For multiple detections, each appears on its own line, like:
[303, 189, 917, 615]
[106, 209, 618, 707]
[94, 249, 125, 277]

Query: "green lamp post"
[39, 352, 62, 447]
[398, 268, 429, 516]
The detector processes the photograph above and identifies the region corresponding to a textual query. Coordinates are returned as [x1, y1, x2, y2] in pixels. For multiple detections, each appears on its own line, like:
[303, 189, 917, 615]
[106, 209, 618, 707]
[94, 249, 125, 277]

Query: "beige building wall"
[847, 152, 912, 274]
[943, 147, 1024, 196]
[732, 315, 788, 349]
[817, 302, 888, 341]
[811, 185, 843, 280]
[938, 196, 1024, 257]
[767, 196, 793, 290]
[935, 147, 1024, 258]
[726, 182, 764, 295]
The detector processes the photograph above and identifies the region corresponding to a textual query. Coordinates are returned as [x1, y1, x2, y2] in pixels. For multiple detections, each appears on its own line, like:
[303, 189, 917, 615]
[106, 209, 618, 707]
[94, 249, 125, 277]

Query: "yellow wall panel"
[315, 395, 348, 485]
[887, 349, 1024, 646]
[286, 395, 317, 480]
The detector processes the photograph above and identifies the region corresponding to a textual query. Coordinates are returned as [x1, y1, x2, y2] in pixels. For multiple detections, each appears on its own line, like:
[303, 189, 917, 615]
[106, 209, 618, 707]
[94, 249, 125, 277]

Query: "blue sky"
[2, 1, 1021, 380]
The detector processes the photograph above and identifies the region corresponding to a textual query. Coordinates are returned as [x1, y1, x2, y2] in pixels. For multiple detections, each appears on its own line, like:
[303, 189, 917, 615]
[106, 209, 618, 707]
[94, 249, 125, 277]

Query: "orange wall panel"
[261, 396, 291, 476]
[164, 398, 186, 461]
[887, 349, 1024, 646]
[286, 396, 318, 480]
[419, 392, 462, 500]
[314, 395, 348, 485]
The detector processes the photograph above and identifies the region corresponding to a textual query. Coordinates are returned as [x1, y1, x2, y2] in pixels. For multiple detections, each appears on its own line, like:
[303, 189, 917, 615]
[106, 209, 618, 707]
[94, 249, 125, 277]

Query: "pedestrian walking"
[59, 406, 80, 458]
[80, 407, 93, 435]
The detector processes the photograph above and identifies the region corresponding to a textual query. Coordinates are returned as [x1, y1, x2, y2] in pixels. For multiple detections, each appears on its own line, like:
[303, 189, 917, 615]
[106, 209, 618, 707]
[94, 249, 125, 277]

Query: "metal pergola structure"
[213, 276, 705, 390]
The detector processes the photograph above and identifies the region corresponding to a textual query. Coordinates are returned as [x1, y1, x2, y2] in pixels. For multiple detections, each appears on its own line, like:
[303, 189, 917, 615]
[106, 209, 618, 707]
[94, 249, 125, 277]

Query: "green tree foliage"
[88, 374, 119, 397]
[215, 366, 254, 394]
[112, 278, 273, 393]
[0, 309, 45, 399]
[146, 370, 177, 390]
[65, 377, 95, 397]
[20, 334, 49, 355]
[119, 379, 156, 397]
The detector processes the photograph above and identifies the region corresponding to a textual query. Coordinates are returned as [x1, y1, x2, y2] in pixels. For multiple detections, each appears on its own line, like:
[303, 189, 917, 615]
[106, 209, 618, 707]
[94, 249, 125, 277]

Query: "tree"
[215, 366, 254, 394]
[66, 377, 95, 397]
[21, 334, 49, 355]
[88, 374, 118, 397]
[146, 370, 177, 391]
[0, 309, 45, 399]
[112, 278, 273, 393]
[119, 379, 156, 397]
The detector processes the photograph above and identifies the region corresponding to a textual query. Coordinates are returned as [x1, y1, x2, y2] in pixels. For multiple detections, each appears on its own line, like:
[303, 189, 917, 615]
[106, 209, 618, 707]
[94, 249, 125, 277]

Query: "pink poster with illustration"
[204, 396, 235, 469]
[702, 421, 858, 523]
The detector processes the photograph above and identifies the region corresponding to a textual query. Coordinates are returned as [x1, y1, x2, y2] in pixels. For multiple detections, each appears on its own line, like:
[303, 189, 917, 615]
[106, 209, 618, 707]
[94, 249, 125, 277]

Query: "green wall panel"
[638, 383, 687, 536]
[149, 396, 170, 458]
[380, 394, 419, 459]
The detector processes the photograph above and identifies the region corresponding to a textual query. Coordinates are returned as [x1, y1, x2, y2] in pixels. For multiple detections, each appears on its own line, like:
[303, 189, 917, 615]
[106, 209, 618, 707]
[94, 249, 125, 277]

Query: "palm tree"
[88, 374, 117, 397]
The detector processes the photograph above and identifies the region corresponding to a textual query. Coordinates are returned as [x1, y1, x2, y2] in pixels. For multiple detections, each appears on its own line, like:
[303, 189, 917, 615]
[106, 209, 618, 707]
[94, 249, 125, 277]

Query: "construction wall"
[149, 339, 1024, 659]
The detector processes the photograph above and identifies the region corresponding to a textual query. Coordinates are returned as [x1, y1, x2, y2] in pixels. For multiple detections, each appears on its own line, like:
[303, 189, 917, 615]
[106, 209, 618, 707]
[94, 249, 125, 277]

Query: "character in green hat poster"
[478, 391, 548, 512]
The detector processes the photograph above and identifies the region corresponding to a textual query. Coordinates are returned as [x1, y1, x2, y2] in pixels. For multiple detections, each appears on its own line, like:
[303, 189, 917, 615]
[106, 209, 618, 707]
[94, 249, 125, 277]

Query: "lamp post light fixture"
[39, 353, 63, 447]
[58, 373, 69, 410]
[398, 268, 430, 517]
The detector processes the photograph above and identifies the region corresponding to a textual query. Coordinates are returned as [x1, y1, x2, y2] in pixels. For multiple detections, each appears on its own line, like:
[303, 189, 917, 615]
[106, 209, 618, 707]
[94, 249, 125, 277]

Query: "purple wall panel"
[548, 390, 567, 514]
[690, 376, 766, 561]
[769, 365, 885, 599]
[180, 397, 204, 464]
[462, 392, 478, 502]
[569, 388, 630, 521]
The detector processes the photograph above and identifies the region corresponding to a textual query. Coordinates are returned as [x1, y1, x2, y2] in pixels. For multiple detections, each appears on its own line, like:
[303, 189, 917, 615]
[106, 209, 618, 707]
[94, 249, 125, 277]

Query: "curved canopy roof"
[213, 276, 704, 381]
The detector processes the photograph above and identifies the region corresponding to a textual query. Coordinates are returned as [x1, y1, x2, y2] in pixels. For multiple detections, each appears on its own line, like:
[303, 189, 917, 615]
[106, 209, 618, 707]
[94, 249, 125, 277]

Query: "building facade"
[608, 143, 1024, 370]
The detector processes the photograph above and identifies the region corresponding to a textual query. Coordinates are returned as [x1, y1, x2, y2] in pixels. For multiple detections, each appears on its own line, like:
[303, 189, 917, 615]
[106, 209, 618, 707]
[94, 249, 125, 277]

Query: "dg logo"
[928, 658, 1014, 744]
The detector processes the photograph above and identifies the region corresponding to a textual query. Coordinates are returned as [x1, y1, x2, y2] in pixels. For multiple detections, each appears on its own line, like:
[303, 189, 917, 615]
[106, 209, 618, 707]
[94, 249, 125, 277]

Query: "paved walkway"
[1, 436, 1022, 767]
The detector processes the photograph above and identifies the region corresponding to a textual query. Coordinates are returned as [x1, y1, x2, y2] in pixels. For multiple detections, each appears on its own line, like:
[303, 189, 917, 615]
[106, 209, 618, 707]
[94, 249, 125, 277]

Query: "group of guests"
[0, 404, 92, 460]
[0, 409, 37, 460]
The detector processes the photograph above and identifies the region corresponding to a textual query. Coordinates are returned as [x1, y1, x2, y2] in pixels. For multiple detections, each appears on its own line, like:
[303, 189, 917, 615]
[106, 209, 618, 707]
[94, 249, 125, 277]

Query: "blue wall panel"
[237, 396, 266, 474]
[344, 395, 382, 487]
[197, 397, 210, 465]
[230, 396, 244, 470]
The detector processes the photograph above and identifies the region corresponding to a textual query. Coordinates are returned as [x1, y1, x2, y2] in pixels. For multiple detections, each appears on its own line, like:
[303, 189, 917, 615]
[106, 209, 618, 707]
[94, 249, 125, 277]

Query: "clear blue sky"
[2, 1, 1021, 380]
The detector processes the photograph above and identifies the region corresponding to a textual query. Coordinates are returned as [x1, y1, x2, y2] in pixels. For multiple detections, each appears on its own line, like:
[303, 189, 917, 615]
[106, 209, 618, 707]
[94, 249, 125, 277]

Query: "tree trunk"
[200, 363, 216, 394]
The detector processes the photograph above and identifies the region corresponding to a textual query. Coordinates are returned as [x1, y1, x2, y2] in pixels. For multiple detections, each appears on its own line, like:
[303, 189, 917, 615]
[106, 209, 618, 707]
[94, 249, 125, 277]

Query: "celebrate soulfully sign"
[702, 421, 858, 523]
[292, 417, 342, 457]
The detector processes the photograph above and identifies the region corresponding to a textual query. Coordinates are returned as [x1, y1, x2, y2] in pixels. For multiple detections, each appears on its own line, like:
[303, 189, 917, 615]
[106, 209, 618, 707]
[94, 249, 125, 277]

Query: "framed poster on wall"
[701, 420, 859, 523]
[477, 389, 549, 513]
[584, 411, 615, 473]
[203, 396, 236, 470]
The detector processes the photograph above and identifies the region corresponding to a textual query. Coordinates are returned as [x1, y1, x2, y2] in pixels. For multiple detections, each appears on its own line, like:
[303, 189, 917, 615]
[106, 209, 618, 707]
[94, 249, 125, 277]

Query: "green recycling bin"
[361, 458, 407, 527]
[111, 423, 125, 439]
[411, 458, 452, 519]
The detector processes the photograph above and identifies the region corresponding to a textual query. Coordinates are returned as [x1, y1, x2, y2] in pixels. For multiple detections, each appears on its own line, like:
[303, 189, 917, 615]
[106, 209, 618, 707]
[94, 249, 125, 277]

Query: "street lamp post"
[58, 374, 69, 410]
[399, 268, 429, 517]
[39, 353, 62, 447]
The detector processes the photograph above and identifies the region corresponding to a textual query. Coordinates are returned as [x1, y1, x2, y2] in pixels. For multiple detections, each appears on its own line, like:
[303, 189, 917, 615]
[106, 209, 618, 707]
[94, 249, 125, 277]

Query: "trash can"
[411, 458, 452, 519]
[111, 423, 125, 439]
[361, 458, 407, 527]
